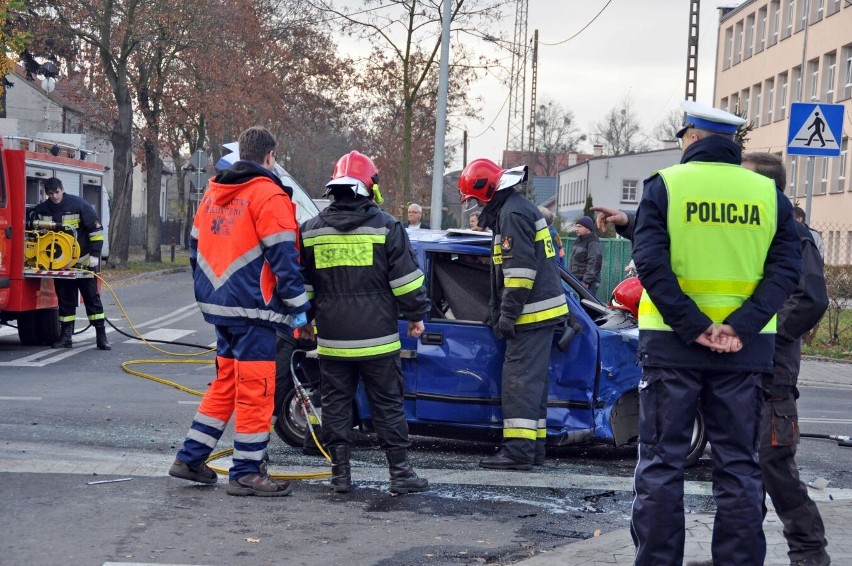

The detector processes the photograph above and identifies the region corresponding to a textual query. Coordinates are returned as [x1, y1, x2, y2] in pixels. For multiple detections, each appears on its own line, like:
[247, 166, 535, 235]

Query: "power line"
[471, 92, 511, 138]
[539, 0, 614, 47]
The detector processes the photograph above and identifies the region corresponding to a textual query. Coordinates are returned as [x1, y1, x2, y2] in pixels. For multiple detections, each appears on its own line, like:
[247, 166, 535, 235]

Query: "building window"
[842, 45, 852, 100]
[757, 8, 767, 52]
[797, 0, 809, 31]
[621, 180, 639, 203]
[813, 0, 824, 21]
[819, 157, 829, 194]
[753, 84, 762, 126]
[825, 52, 837, 102]
[731, 93, 740, 115]
[783, 0, 794, 38]
[840, 137, 848, 193]
[745, 14, 755, 59]
[766, 80, 775, 123]
[724, 27, 734, 69]
[808, 58, 820, 100]
[721, 96, 729, 112]
[789, 156, 797, 193]
[793, 65, 803, 101]
[741, 89, 750, 120]
[778, 72, 788, 120]
[734, 21, 744, 64]
[828, 0, 840, 16]
[770, 0, 781, 44]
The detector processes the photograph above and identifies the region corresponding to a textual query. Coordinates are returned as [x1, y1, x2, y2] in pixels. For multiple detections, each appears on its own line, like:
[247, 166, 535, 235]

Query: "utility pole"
[527, 29, 539, 153]
[430, 0, 452, 231]
[685, 0, 700, 101]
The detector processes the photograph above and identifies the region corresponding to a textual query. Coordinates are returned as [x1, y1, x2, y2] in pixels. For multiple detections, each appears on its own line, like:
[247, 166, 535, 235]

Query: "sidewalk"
[517, 358, 852, 565]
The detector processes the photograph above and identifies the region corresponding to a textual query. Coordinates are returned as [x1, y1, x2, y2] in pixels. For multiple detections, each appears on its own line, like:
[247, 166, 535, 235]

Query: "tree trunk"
[401, 98, 414, 208]
[144, 137, 163, 262]
[108, 84, 134, 269]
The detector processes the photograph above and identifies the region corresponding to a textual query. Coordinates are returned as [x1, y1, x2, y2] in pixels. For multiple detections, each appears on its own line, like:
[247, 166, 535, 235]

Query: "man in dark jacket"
[32, 177, 110, 350]
[743, 152, 831, 566]
[300, 151, 431, 495]
[458, 158, 568, 470]
[630, 101, 801, 565]
[569, 215, 602, 295]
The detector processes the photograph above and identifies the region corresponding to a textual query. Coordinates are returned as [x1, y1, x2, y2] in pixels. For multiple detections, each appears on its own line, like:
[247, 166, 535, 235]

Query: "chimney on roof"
[662, 139, 680, 150]
[568, 153, 577, 167]
[593, 144, 604, 158]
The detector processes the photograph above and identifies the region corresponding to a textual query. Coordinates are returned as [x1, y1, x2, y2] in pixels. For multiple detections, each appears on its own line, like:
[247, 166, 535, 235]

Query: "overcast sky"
[453, 0, 739, 169]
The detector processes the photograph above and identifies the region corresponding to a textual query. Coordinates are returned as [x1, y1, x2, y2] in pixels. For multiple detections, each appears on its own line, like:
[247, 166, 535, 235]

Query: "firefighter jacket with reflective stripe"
[482, 189, 568, 330]
[190, 161, 309, 329]
[632, 135, 801, 372]
[300, 197, 430, 360]
[32, 193, 104, 262]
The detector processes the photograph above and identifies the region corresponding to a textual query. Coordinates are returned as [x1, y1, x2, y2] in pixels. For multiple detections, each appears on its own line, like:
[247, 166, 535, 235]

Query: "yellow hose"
[92, 269, 331, 480]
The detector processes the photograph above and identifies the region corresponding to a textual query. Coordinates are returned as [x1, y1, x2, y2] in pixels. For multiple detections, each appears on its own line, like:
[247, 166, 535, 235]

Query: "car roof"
[406, 228, 492, 250]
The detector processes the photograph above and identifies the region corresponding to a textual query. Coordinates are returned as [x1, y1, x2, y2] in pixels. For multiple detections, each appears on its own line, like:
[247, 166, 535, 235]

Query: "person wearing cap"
[299, 150, 431, 494]
[568, 215, 602, 295]
[169, 126, 311, 497]
[458, 158, 568, 470]
[629, 101, 801, 565]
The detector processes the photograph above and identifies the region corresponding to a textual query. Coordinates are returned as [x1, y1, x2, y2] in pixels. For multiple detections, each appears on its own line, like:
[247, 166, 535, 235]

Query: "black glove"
[497, 315, 516, 339]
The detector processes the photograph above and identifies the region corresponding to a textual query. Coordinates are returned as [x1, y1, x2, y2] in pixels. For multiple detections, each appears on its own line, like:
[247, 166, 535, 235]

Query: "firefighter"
[458, 159, 568, 470]
[32, 177, 110, 350]
[300, 151, 431, 494]
[630, 101, 801, 565]
[169, 126, 310, 496]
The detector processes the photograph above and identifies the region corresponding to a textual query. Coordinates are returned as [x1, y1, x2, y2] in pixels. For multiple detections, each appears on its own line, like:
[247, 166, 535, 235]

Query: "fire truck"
[0, 136, 110, 345]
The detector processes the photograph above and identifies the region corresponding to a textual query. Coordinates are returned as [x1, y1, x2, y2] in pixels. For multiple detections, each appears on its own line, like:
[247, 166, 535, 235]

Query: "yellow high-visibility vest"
[638, 161, 778, 333]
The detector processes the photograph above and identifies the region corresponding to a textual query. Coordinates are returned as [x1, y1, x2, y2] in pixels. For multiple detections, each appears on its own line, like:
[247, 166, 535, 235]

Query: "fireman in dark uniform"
[300, 151, 431, 494]
[33, 177, 110, 350]
[458, 159, 568, 470]
[630, 101, 801, 565]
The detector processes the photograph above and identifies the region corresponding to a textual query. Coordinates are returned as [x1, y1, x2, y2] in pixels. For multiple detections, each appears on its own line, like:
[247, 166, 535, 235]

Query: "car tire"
[17, 308, 60, 346]
[686, 409, 708, 467]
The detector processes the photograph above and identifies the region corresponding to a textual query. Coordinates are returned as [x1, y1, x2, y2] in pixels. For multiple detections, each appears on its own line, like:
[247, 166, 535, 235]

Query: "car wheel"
[273, 382, 313, 447]
[686, 409, 708, 467]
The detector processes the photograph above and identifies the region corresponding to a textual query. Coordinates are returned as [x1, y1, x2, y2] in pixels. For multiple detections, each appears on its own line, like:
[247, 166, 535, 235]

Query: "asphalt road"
[1, 270, 850, 566]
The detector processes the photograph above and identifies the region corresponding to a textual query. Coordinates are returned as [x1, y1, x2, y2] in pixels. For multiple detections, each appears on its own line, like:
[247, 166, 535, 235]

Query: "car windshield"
[273, 164, 318, 224]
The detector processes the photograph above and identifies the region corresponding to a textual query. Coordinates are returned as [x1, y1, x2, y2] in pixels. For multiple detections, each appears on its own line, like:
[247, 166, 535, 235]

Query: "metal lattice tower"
[685, 0, 700, 101]
[506, 0, 529, 152]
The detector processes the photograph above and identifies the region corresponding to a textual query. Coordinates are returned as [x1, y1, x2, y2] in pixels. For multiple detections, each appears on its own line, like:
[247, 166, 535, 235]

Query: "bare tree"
[653, 108, 683, 146]
[591, 94, 650, 156]
[305, 0, 506, 207]
[532, 98, 585, 176]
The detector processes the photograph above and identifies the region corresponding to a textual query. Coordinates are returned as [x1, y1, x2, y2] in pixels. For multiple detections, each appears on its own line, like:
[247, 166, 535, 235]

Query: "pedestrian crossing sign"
[786, 102, 845, 157]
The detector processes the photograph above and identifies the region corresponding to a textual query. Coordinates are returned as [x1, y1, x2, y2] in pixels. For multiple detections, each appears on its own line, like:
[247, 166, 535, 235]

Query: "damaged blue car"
[274, 229, 708, 466]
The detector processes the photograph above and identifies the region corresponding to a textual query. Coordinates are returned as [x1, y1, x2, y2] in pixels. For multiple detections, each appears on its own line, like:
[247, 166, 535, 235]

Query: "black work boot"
[329, 445, 352, 493]
[94, 321, 111, 351]
[387, 448, 429, 494]
[479, 448, 533, 471]
[51, 321, 74, 349]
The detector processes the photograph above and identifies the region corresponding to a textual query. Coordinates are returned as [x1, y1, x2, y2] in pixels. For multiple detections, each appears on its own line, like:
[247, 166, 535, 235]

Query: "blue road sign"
[787, 102, 845, 157]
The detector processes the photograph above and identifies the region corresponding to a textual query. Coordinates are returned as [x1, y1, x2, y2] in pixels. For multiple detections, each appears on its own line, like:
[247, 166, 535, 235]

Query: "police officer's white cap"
[676, 100, 746, 138]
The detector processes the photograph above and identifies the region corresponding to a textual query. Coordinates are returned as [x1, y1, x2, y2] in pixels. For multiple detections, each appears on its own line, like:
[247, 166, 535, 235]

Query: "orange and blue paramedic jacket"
[190, 161, 309, 329]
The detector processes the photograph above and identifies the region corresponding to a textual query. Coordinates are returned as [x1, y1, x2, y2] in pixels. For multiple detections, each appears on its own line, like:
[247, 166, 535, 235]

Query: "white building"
[555, 147, 681, 227]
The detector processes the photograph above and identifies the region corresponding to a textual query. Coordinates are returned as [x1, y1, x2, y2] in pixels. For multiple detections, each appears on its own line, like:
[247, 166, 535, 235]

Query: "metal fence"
[810, 222, 852, 266]
[128, 216, 184, 247]
[562, 237, 633, 303]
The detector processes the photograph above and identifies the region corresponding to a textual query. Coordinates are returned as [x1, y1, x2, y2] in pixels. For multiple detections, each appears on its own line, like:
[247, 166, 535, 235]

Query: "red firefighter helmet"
[325, 151, 380, 199]
[458, 159, 528, 204]
[610, 276, 643, 320]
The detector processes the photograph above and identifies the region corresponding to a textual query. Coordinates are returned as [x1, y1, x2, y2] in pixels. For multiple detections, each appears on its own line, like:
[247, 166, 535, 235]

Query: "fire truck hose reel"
[31, 231, 80, 269]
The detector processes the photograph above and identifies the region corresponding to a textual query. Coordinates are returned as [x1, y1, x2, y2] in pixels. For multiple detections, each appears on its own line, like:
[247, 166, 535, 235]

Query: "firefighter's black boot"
[329, 445, 351, 493]
[94, 320, 111, 351]
[387, 448, 429, 494]
[52, 322, 74, 349]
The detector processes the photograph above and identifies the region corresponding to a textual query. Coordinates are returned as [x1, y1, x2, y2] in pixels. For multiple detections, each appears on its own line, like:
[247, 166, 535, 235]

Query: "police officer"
[629, 101, 801, 565]
[742, 152, 831, 566]
[33, 177, 110, 350]
[458, 159, 568, 470]
[300, 151, 431, 494]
